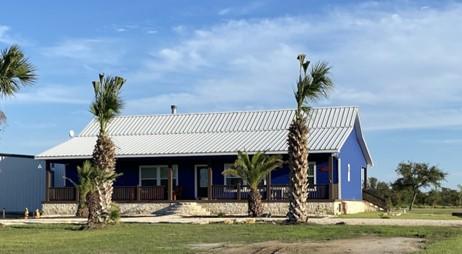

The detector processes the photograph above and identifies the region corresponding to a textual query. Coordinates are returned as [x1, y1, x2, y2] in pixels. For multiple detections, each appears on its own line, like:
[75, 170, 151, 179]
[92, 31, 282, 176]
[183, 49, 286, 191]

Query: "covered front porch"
[44, 154, 339, 203]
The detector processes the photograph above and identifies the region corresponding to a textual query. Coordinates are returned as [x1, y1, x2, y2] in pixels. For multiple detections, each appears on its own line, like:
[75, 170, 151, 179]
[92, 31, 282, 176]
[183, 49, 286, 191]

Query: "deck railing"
[211, 184, 329, 201]
[47, 186, 165, 202]
[363, 189, 388, 210]
[48, 187, 77, 202]
[47, 184, 330, 202]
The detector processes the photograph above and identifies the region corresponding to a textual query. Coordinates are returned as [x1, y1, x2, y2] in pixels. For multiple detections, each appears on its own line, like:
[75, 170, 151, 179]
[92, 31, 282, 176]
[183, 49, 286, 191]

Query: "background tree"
[392, 162, 446, 210]
[0, 45, 36, 123]
[458, 184, 462, 206]
[223, 151, 282, 217]
[87, 73, 125, 228]
[287, 54, 333, 223]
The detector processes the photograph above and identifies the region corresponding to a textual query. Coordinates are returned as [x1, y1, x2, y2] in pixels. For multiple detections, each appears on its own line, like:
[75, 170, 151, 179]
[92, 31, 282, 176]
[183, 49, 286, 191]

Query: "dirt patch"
[190, 237, 425, 254]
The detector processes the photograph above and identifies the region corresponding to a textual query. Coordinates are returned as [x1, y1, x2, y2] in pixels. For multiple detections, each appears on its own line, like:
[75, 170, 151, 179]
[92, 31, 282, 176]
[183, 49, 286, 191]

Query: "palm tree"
[65, 161, 94, 217]
[287, 54, 333, 223]
[0, 45, 36, 123]
[223, 151, 282, 217]
[87, 73, 125, 228]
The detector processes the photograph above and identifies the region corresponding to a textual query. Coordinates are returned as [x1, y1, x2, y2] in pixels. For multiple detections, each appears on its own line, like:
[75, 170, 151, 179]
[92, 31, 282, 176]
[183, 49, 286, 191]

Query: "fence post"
[136, 186, 141, 201]
[237, 183, 241, 201]
[45, 161, 51, 202]
[168, 165, 173, 201]
[2, 208, 5, 219]
[266, 172, 272, 201]
[208, 166, 213, 200]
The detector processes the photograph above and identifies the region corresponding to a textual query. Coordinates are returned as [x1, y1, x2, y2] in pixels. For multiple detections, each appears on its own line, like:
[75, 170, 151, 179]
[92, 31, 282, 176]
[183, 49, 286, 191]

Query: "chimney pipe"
[171, 105, 177, 114]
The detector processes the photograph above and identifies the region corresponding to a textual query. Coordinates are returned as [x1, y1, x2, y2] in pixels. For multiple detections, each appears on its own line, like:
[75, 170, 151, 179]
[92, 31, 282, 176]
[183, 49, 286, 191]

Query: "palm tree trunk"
[248, 188, 263, 217]
[86, 191, 101, 228]
[287, 115, 309, 223]
[88, 132, 117, 226]
[76, 196, 88, 217]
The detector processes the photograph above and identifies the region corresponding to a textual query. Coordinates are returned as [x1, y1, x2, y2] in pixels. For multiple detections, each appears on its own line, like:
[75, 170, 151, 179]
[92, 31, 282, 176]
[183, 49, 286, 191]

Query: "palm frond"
[223, 151, 283, 189]
[0, 45, 36, 97]
[0, 111, 6, 124]
[90, 73, 125, 132]
[293, 55, 333, 115]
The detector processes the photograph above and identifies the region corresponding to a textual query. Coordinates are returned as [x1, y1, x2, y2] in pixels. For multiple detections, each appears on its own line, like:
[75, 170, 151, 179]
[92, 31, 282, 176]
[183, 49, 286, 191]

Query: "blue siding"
[54, 153, 344, 199]
[339, 128, 367, 200]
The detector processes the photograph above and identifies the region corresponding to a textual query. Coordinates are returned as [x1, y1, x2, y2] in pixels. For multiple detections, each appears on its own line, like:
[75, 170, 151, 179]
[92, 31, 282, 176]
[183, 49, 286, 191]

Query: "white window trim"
[139, 165, 178, 187]
[308, 162, 317, 190]
[223, 163, 241, 185]
[194, 164, 210, 199]
[347, 163, 351, 182]
[338, 158, 342, 199]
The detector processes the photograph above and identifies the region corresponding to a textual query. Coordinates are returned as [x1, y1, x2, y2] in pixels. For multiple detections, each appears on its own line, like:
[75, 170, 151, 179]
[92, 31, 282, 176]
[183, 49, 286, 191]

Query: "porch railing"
[47, 184, 331, 202]
[47, 186, 165, 202]
[48, 187, 77, 202]
[363, 189, 388, 210]
[211, 184, 329, 201]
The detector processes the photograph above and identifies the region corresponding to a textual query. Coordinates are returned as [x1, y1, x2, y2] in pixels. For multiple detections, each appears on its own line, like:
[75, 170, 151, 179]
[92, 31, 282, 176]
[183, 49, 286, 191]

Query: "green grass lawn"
[339, 208, 462, 220]
[0, 223, 462, 253]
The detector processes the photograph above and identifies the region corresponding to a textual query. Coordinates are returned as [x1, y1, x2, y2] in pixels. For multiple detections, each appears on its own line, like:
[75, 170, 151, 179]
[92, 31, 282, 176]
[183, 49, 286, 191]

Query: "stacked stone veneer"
[200, 202, 340, 216]
[42, 201, 376, 217]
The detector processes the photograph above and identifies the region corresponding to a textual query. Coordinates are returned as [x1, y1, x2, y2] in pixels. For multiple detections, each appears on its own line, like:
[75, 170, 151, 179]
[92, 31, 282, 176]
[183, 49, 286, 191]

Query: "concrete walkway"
[1, 216, 461, 227]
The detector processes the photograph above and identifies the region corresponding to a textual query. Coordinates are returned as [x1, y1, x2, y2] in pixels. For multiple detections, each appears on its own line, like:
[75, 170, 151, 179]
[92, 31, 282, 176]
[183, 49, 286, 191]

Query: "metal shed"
[0, 153, 65, 213]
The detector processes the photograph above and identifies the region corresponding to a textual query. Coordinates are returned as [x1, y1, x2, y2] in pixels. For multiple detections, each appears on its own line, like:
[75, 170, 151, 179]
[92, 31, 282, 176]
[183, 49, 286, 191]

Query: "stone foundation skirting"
[200, 202, 339, 216]
[42, 200, 376, 217]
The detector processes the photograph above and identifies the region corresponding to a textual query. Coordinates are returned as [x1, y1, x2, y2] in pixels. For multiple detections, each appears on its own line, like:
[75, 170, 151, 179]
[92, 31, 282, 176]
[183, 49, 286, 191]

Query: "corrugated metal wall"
[0, 156, 45, 212]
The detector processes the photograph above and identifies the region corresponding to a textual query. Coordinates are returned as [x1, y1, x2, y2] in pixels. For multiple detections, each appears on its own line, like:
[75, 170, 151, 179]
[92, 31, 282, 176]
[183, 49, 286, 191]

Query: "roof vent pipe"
[171, 105, 177, 114]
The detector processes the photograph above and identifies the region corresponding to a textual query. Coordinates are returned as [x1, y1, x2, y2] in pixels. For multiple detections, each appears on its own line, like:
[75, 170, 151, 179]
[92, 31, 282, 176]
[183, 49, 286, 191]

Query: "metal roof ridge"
[107, 106, 359, 119]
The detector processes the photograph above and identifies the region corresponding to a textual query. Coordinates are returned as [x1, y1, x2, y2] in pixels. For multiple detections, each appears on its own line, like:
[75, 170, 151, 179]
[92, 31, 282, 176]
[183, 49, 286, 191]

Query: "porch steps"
[155, 202, 211, 217]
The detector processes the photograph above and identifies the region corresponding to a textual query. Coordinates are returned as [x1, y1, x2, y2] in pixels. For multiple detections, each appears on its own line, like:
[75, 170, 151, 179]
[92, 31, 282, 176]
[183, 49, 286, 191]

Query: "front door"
[196, 165, 209, 199]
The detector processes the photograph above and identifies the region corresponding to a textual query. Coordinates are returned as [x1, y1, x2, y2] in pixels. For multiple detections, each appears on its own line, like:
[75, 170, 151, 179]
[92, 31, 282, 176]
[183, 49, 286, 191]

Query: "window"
[347, 163, 351, 182]
[140, 165, 178, 187]
[308, 162, 316, 188]
[223, 164, 243, 186]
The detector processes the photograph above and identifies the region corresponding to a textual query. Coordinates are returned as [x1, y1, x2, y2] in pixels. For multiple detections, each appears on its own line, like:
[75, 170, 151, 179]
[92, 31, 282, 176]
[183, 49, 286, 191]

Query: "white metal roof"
[36, 106, 372, 166]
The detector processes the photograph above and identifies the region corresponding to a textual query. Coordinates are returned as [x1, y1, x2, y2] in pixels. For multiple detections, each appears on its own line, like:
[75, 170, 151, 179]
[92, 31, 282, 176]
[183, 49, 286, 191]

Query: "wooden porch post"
[363, 167, 368, 190]
[45, 161, 52, 202]
[208, 166, 213, 200]
[168, 164, 173, 201]
[328, 155, 334, 201]
[266, 171, 272, 201]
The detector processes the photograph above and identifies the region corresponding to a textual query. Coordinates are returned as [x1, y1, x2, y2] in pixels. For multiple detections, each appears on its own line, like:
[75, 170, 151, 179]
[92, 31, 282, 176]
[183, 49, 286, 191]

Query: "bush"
[109, 204, 121, 224]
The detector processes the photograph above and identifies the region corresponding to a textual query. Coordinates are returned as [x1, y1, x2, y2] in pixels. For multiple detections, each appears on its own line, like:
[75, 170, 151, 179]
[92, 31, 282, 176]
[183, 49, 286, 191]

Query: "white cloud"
[218, 8, 231, 16]
[421, 138, 462, 144]
[0, 25, 12, 44]
[42, 38, 125, 65]
[0, 25, 24, 45]
[127, 3, 462, 130]
[172, 25, 186, 34]
[217, 2, 264, 16]
[3, 85, 89, 105]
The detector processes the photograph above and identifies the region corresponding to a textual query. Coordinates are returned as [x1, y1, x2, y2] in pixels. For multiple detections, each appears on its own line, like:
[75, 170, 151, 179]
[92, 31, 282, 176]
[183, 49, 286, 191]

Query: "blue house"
[36, 106, 375, 216]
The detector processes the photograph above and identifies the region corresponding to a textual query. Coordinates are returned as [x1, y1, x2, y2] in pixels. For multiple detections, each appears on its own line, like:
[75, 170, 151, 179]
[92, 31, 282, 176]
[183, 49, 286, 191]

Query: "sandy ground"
[0, 216, 461, 226]
[190, 237, 425, 254]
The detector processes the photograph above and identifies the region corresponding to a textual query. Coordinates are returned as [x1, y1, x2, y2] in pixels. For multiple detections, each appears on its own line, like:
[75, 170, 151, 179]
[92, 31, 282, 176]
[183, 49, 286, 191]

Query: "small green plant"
[109, 204, 121, 224]
[217, 212, 226, 218]
[378, 212, 390, 219]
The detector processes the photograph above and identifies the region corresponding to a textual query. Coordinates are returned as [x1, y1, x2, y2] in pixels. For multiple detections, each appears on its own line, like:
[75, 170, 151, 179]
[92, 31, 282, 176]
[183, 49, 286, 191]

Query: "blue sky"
[0, 1, 461, 188]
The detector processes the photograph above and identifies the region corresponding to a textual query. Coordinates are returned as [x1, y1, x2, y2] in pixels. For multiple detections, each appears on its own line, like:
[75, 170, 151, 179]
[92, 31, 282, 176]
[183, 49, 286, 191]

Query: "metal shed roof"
[36, 106, 372, 166]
